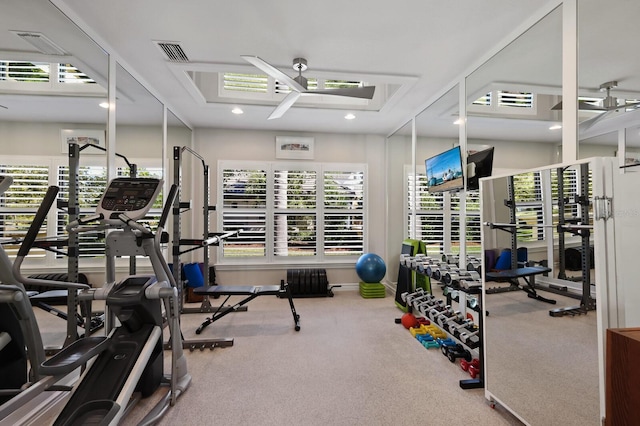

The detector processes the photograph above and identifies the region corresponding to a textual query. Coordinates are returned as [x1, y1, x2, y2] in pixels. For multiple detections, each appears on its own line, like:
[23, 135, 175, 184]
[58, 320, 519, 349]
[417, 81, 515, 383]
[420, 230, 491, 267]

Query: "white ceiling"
[2, 0, 640, 144]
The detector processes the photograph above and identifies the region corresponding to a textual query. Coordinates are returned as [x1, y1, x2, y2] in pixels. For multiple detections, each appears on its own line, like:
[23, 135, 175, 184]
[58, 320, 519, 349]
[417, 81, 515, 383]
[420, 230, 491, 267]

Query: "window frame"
[405, 165, 481, 256]
[217, 160, 367, 266]
[0, 155, 163, 270]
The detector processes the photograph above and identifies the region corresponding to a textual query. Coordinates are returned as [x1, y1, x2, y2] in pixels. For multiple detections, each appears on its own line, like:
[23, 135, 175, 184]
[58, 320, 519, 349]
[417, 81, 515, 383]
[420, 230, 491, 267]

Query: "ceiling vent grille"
[10, 31, 67, 55]
[154, 41, 189, 62]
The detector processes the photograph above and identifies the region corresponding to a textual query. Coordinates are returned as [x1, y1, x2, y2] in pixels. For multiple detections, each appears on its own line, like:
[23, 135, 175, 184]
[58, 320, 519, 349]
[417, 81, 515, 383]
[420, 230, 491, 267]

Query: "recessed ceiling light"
[232, 107, 244, 115]
[345, 113, 356, 120]
[453, 118, 464, 125]
[99, 102, 110, 109]
[549, 124, 562, 130]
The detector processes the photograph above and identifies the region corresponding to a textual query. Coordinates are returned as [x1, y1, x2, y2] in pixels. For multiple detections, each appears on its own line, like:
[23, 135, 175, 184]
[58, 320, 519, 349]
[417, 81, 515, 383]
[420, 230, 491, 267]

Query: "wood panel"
[606, 328, 640, 425]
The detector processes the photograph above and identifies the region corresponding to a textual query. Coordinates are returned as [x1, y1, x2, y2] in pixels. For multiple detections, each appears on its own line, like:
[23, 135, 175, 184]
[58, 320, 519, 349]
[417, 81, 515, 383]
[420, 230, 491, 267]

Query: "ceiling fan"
[241, 55, 376, 120]
[552, 81, 640, 132]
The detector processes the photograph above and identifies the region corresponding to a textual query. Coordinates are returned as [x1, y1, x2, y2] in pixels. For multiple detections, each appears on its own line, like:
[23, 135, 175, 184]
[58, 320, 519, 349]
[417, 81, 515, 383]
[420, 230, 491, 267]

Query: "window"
[56, 165, 164, 259]
[406, 167, 481, 256]
[219, 72, 370, 107]
[0, 61, 96, 84]
[0, 164, 50, 259]
[470, 90, 536, 115]
[0, 158, 162, 266]
[218, 161, 366, 263]
[512, 168, 581, 243]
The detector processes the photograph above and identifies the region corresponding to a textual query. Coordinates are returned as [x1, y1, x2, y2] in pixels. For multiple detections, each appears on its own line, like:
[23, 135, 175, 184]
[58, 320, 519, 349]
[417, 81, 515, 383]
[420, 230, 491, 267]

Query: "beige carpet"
[34, 287, 522, 426]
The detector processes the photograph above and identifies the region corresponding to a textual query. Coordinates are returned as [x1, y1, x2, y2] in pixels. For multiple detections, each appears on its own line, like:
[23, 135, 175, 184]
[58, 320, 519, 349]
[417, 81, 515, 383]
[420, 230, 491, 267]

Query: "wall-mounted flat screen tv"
[425, 146, 464, 193]
[466, 146, 495, 191]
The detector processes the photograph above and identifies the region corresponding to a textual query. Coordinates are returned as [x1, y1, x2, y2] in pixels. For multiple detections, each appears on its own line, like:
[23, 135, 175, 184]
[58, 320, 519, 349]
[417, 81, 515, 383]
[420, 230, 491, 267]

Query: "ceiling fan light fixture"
[292, 58, 308, 72]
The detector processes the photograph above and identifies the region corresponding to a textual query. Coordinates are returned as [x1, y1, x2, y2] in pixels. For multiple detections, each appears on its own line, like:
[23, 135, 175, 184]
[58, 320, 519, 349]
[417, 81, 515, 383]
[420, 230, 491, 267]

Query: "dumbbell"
[442, 268, 461, 286]
[436, 337, 456, 350]
[425, 264, 435, 277]
[411, 254, 427, 269]
[428, 305, 453, 322]
[425, 325, 447, 339]
[422, 340, 440, 349]
[441, 253, 460, 266]
[416, 299, 443, 318]
[432, 263, 452, 281]
[467, 297, 480, 310]
[416, 333, 434, 343]
[409, 324, 429, 337]
[459, 327, 480, 348]
[417, 257, 435, 273]
[444, 344, 473, 363]
[435, 309, 460, 327]
[467, 260, 482, 274]
[461, 358, 481, 378]
[403, 288, 427, 304]
[445, 318, 472, 335]
[445, 269, 481, 286]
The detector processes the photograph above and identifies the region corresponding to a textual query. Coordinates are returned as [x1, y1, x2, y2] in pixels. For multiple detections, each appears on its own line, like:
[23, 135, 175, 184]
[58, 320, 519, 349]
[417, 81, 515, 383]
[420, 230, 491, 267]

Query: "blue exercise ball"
[356, 253, 386, 283]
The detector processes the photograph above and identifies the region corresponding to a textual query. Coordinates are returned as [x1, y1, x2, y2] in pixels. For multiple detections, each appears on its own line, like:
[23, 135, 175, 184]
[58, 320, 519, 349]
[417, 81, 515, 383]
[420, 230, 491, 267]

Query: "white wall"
[0, 120, 618, 289]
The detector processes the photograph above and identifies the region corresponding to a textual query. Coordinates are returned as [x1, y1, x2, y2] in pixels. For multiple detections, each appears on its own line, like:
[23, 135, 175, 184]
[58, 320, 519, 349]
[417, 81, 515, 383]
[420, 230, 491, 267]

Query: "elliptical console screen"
[96, 178, 163, 221]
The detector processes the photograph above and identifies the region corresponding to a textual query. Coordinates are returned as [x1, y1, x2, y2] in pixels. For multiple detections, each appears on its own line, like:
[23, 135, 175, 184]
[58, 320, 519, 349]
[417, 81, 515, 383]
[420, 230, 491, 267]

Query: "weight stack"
[286, 268, 332, 297]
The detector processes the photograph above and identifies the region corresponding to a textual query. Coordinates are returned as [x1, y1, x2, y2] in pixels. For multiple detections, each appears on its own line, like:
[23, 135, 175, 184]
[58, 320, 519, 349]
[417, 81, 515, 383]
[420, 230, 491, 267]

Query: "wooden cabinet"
[606, 328, 640, 425]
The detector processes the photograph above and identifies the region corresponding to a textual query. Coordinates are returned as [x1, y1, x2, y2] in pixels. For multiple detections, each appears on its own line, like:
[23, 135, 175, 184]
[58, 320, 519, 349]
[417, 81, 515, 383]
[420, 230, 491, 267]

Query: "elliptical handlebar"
[17, 186, 59, 258]
[158, 184, 178, 230]
[12, 185, 89, 290]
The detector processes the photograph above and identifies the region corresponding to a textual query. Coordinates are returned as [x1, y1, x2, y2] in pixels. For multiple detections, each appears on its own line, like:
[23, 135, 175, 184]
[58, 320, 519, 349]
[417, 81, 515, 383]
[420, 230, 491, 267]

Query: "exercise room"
[1, 1, 639, 425]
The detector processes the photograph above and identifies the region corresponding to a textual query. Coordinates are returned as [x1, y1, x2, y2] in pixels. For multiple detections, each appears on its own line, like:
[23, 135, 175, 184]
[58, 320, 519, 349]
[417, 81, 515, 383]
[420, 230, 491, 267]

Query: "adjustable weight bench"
[193, 280, 301, 334]
[485, 266, 556, 304]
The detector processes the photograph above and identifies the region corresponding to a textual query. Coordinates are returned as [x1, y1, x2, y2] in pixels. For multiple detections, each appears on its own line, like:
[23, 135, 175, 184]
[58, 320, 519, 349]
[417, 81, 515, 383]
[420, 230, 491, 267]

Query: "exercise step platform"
[193, 281, 301, 334]
[359, 282, 386, 298]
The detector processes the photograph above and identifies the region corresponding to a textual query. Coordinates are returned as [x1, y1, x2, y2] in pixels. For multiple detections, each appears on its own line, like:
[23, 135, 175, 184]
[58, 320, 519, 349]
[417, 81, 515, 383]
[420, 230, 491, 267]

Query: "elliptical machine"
[0, 176, 89, 407]
[0, 177, 190, 425]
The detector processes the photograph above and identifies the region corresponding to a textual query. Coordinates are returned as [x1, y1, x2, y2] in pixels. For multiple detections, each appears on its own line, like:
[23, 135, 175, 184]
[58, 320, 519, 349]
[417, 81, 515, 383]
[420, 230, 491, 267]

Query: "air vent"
[154, 41, 189, 62]
[10, 31, 67, 55]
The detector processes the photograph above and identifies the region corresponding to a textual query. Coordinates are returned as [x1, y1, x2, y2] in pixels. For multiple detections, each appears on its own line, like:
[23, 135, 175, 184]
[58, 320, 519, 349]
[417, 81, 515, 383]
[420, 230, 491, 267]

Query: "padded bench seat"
[486, 266, 551, 281]
[193, 282, 301, 334]
[485, 266, 555, 304]
[194, 285, 282, 296]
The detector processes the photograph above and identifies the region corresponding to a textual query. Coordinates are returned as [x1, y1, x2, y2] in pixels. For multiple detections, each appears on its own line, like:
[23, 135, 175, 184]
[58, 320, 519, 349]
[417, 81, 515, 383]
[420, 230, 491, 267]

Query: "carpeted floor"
[35, 286, 522, 425]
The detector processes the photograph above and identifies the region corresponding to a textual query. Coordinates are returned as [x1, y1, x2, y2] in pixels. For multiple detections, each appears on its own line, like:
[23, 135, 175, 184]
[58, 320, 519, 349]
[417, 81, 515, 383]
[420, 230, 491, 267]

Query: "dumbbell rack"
[400, 253, 485, 389]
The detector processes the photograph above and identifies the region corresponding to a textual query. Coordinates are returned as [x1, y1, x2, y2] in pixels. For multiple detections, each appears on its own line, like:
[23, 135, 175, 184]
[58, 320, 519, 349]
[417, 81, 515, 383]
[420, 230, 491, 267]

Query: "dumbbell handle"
[459, 328, 480, 342]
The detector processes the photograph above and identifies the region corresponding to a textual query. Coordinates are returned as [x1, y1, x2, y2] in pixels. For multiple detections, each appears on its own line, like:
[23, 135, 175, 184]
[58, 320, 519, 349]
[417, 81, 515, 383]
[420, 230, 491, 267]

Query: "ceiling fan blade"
[241, 55, 306, 93]
[306, 86, 376, 100]
[579, 110, 611, 133]
[603, 101, 640, 111]
[551, 100, 607, 111]
[268, 91, 301, 120]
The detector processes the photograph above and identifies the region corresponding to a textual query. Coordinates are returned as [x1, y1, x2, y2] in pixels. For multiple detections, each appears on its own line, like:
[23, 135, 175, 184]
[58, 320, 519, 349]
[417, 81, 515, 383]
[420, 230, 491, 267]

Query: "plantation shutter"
[221, 167, 267, 257]
[323, 170, 364, 256]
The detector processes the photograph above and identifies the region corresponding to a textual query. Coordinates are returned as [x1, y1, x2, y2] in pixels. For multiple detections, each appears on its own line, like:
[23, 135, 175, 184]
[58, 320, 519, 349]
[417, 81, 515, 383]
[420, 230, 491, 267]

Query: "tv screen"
[425, 146, 464, 193]
[466, 147, 494, 191]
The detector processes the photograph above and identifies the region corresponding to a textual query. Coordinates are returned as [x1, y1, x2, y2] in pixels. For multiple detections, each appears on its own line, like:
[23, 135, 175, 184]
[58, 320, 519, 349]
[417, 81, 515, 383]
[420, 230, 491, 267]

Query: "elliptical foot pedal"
[60, 400, 120, 426]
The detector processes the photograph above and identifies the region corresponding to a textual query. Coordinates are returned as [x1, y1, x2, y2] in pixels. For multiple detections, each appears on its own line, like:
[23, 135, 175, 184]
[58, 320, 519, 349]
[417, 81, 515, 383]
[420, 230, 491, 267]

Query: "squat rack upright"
[171, 146, 243, 350]
[50, 142, 137, 349]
